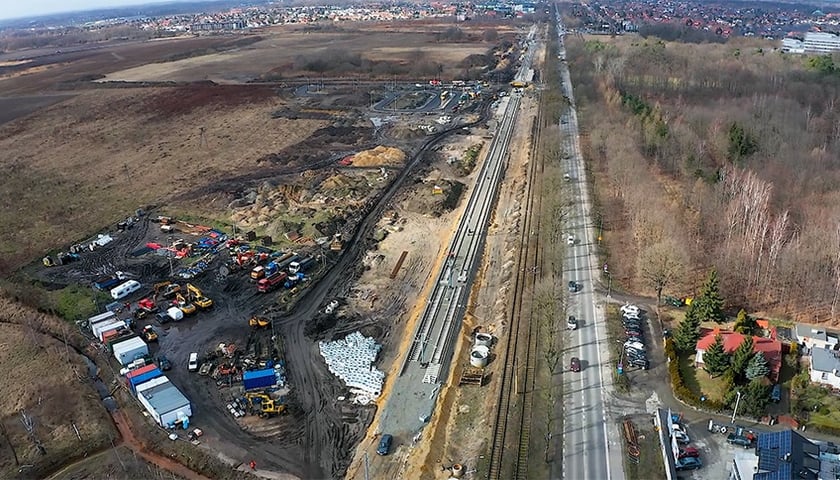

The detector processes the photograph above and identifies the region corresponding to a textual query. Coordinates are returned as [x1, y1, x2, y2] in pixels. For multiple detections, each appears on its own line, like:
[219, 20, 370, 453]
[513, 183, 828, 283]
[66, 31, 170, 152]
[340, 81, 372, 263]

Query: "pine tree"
[674, 304, 702, 353]
[731, 335, 755, 382]
[703, 334, 730, 377]
[733, 309, 757, 335]
[739, 378, 772, 418]
[694, 269, 725, 323]
[746, 352, 770, 380]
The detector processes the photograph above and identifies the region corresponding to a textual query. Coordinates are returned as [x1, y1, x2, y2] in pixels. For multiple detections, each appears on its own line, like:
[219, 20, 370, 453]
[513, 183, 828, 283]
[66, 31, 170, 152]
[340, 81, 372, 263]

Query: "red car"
[570, 357, 581, 372]
[678, 447, 700, 459]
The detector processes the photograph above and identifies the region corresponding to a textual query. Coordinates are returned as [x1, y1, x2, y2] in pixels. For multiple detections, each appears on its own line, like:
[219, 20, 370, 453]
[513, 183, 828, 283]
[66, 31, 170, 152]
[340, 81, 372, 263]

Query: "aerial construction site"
[0, 9, 559, 480]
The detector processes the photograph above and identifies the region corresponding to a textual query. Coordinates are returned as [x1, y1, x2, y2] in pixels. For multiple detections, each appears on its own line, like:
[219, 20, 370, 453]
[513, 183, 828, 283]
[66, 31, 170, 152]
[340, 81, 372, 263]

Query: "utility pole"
[168, 235, 174, 278]
[732, 391, 743, 423]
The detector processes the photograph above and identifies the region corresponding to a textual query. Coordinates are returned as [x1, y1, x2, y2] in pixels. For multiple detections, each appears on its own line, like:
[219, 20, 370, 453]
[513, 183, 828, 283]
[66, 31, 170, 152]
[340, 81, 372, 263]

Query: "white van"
[188, 353, 199, 372]
[110, 280, 141, 300]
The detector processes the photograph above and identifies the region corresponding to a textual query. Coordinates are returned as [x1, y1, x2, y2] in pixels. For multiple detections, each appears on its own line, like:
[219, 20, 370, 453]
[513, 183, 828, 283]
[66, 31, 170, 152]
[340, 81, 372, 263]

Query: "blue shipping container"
[243, 368, 276, 390]
[129, 368, 162, 395]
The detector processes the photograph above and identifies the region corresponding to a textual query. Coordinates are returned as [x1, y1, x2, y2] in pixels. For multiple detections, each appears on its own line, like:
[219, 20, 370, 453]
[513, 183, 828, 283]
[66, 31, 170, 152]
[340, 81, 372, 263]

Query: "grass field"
[679, 353, 728, 403]
[623, 417, 665, 480]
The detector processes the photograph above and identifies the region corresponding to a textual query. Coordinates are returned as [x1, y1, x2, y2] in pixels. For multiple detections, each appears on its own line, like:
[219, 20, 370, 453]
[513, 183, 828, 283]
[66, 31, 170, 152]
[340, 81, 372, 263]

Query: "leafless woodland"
[566, 35, 840, 323]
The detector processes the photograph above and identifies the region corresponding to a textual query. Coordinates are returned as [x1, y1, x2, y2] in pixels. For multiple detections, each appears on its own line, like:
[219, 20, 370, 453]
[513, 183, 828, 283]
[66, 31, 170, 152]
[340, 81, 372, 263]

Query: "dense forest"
[565, 32, 840, 323]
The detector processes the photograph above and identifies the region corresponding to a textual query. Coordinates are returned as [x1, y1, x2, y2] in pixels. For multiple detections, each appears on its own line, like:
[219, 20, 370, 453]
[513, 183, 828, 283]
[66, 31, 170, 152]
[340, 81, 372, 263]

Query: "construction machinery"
[186, 283, 213, 309]
[141, 325, 159, 342]
[174, 293, 196, 315]
[249, 316, 270, 328]
[244, 393, 286, 418]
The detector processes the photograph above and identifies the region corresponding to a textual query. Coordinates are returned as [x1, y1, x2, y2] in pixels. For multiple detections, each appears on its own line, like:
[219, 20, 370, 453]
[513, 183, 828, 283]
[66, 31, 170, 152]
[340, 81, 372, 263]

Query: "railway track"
[487, 74, 547, 479]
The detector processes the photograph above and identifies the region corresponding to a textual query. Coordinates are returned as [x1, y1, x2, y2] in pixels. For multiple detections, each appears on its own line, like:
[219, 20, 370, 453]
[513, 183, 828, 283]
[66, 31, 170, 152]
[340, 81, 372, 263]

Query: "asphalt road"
[553, 17, 625, 480]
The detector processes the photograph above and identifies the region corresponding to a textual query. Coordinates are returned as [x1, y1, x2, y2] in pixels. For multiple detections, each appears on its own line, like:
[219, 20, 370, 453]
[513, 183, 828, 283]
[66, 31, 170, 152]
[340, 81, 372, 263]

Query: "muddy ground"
[0, 18, 528, 480]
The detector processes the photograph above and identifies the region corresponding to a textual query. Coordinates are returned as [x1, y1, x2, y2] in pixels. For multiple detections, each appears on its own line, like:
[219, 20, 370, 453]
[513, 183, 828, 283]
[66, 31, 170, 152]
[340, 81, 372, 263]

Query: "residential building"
[695, 329, 782, 382]
[729, 430, 820, 480]
[809, 347, 840, 390]
[795, 323, 840, 352]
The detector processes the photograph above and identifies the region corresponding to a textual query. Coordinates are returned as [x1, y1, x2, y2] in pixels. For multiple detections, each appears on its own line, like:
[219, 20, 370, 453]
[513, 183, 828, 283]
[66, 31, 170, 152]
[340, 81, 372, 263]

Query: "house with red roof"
[695, 328, 782, 382]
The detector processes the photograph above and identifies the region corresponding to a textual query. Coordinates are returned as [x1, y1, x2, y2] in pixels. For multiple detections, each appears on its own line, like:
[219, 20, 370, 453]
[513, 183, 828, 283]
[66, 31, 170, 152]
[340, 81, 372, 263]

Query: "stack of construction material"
[319, 331, 384, 397]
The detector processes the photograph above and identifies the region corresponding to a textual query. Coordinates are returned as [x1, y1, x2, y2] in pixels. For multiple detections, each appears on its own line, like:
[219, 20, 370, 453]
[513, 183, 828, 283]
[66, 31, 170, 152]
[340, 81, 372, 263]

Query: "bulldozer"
[141, 325, 159, 342]
[244, 393, 286, 418]
[186, 283, 213, 309]
[249, 316, 270, 328]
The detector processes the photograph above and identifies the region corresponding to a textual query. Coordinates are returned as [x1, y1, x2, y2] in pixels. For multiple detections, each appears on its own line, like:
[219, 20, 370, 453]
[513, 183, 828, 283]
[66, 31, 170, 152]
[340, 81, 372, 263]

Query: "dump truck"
[257, 272, 287, 293]
[288, 256, 315, 275]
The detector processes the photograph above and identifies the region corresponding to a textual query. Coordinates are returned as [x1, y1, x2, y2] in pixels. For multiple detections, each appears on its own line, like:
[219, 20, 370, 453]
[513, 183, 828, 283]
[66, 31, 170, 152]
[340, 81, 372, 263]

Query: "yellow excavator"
[186, 283, 213, 309]
[244, 393, 286, 418]
[249, 316, 270, 328]
[175, 292, 196, 315]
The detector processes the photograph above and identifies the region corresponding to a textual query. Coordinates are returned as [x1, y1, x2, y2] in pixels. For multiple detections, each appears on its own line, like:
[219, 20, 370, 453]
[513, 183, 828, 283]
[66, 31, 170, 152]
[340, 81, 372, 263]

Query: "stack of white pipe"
[319, 331, 384, 397]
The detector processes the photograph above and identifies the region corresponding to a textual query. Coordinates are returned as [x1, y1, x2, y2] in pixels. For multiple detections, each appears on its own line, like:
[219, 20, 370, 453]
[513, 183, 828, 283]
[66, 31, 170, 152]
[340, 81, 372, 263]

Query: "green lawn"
[679, 353, 728, 403]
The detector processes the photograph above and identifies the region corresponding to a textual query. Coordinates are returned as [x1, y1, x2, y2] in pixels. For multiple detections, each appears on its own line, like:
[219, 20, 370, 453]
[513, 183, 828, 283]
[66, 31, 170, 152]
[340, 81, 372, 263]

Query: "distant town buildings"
[782, 31, 840, 54]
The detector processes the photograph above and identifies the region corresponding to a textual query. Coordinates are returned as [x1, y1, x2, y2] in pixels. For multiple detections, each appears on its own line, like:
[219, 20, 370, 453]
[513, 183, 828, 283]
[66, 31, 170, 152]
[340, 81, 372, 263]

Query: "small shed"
[137, 378, 192, 427]
[112, 337, 148, 366]
[129, 367, 162, 395]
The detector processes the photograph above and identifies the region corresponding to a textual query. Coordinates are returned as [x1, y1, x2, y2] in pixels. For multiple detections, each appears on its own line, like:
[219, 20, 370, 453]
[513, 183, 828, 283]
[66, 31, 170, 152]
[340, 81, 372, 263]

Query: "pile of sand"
[352, 146, 406, 167]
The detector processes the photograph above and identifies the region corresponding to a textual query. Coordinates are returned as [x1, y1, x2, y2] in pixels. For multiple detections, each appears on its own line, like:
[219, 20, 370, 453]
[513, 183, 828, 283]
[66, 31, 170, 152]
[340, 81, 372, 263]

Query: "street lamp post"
[168, 235, 174, 278]
[732, 391, 743, 423]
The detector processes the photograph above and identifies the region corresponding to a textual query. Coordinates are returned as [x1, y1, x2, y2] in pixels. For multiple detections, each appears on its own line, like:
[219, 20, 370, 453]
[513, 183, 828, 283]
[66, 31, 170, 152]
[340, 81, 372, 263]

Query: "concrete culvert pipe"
[474, 333, 493, 347]
[451, 464, 464, 478]
[470, 346, 490, 368]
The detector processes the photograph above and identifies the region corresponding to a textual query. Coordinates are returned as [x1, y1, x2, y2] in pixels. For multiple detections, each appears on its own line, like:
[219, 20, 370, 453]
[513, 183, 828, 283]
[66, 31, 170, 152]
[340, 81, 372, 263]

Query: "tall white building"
[804, 31, 840, 53]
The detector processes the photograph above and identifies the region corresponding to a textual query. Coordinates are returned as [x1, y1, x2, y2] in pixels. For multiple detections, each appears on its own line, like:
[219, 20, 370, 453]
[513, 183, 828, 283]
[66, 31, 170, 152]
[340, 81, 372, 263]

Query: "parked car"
[188, 352, 199, 372]
[377, 434, 393, 456]
[629, 357, 649, 370]
[727, 433, 755, 448]
[624, 341, 646, 351]
[675, 457, 702, 471]
[625, 329, 644, 338]
[673, 430, 691, 444]
[771, 384, 782, 403]
[567, 316, 578, 330]
[626, 349, 647, 360]
[620, 304, 640, 316]
[157, 355, 172, 371]
[156, 311, 171, 324]
[570, 357, 581, 372]
[678, 447, 700, 459]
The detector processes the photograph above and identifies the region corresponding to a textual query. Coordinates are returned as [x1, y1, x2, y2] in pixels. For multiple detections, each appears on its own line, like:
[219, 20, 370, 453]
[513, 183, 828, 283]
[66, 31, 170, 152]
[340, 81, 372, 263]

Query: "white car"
[567, 235, 575, 245]
[620, 304, 640, 316]
[188, 352, 199, 372]
[624, 341, 646, 351]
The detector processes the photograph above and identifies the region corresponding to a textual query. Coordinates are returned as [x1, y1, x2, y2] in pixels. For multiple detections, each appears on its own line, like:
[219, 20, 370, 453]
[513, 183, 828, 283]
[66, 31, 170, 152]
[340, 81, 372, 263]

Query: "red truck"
[257, 272, 287, 293]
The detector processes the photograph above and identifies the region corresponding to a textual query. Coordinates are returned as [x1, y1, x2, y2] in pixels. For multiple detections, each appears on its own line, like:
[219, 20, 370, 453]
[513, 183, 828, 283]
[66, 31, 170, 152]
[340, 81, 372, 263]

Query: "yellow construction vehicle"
[186, 283, 213, 309]
[244, 393, 286, 418]
[175, 293, 196, 315]
[249, 316, 270, 328]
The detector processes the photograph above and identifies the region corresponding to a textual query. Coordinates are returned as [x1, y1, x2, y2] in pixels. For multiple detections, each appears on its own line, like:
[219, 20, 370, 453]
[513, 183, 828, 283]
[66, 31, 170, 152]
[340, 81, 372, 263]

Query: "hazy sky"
[0, 0, 177, 21]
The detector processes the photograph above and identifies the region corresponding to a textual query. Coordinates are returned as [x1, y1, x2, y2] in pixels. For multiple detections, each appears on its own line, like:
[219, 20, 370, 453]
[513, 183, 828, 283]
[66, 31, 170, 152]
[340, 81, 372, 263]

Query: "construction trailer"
[88, 311, 117, 331]
[243, 368, 277, 390]
[112, 336, 149, 366]
[93, 319, 126, 342]
[128, 367, 163, 395]
[136, 377, 192, 428]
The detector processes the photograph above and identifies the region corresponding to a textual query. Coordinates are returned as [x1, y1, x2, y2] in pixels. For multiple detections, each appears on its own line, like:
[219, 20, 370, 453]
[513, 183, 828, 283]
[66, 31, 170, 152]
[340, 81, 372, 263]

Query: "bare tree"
[637, 239, 686, 305]
[20, 410, 45, 456]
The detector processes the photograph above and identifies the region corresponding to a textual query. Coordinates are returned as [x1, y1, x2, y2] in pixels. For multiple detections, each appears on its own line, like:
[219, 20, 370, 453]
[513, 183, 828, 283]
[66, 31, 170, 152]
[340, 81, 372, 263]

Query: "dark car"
[622, 320, 642, 328]
[377, 434, 393, 456]
[675, 457, 702, 471]
[156, 311, 171, 324]
[157, 355, 172, 371]
[625, 330, 644, 338]
[771, 384, 781, 403]
[568, 281, 580, 293]
[570, 357, 581, 372]
[678, 447, 700, 459]
[727, 433, 755, 448]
